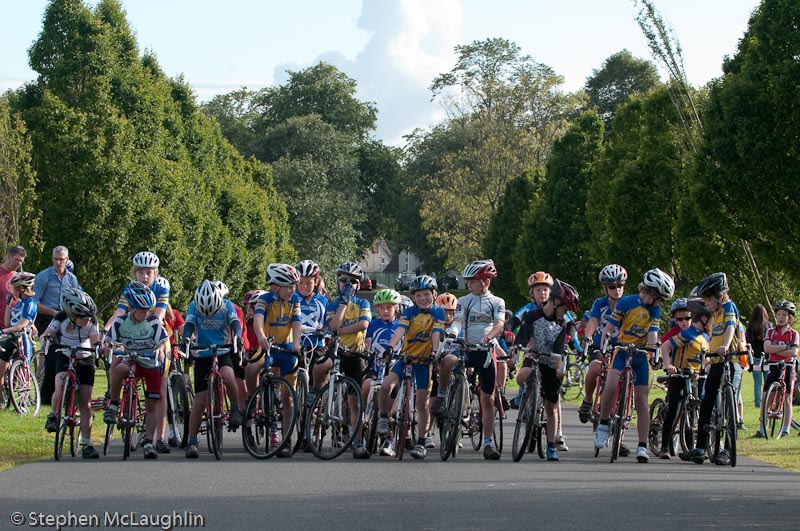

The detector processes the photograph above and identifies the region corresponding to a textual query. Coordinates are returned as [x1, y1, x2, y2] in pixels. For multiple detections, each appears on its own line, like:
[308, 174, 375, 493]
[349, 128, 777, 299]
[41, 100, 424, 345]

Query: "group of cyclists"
[4, 249, 795, 464]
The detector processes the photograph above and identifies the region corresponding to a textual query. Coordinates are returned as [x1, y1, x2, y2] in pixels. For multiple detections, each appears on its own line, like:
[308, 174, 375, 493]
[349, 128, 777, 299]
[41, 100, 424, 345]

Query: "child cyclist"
[295, 260, 328, 367]
[103, 252, 169, 332]
[679, 272, 740, 464]
[41, 288, 103, 458]
[594, 268, 675, 463]
[376, 276, 444, 459]
[183, 280, 245, 458]
[756, 300, 798, 438]
[0, 272, 37, 393]
[436, 259, 506, 460]
[657, 299, 710, 459]
[514, 279, 580, 461]
[313, 262, 371, 458]
[104, 282, 170, 459]
[250, 264, 302, 457]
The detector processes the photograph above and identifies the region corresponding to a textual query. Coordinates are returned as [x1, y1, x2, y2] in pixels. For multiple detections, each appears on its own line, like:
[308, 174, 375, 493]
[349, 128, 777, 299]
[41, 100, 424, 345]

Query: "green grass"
[0, 372, 109, 472]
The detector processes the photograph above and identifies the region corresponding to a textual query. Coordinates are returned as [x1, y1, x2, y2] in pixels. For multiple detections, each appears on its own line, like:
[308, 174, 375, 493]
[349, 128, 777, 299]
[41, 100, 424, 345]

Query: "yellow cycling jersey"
[398, 306, 445, 359]
[253, 291, 301, 347]
[708, 300, 740, 353]
[607, 295, 661, 346]
[668, 326, 709, 371]
[325, 298, 371, 351]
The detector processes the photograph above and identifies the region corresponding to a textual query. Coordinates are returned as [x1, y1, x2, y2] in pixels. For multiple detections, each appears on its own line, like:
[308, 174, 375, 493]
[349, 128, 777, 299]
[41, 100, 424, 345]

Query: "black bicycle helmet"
[693, 272, 728, 298]
[686, 299, 710, 319]
[774, 300, 797, 316]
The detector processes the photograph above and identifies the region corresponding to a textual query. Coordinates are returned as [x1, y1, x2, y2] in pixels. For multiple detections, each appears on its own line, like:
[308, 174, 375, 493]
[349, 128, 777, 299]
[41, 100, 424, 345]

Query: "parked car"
[395, 272, 415, 291]
[433, 271, 459, 290]
[360, 274, 373, 291]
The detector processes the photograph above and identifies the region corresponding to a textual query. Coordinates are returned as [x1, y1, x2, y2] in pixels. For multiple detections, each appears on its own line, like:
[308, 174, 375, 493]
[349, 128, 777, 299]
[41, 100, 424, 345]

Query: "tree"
[202, 88, 260, 158]
[483, 172, 539, 309]
[515, 111, 604, 303]
[585, 49, 660, 127]
[0, 98, 43, 258]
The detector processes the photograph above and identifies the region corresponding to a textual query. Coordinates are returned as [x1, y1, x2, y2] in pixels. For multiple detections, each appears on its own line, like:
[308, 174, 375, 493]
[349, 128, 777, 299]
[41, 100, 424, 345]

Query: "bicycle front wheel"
[54, 378, 73, 460]
[291, 372, 308, 454]
[243, 376, 297, 459]
[397, 379, 412, 460]
[9, 360, 40, 416]
[364, 387, 380, 455]
[440, 376, 465, 462]
[679, 403, 697, 454]
[724, 385, 737, 467]
[306, 376, 362, 460]
[493, 392, 503, 453]
[469, 390, 482, 451]
[512, 386, 533, 462]
[610, 375, 630, 463]
[207, 374, 225, 460]
[762, 382, 784, 440]
[122, 386, 136, 461]
[168, 373, 191, 448]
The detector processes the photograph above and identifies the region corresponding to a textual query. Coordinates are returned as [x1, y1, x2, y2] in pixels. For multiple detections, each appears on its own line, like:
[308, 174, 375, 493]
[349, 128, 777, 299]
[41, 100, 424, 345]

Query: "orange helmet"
[527, 271, 554, 287]
[435, 293, 458, 310]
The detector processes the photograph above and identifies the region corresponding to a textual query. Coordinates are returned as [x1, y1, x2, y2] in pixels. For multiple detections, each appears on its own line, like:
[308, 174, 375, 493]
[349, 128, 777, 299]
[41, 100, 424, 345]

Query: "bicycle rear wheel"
[493, 392, 503, 453]
[762, 382, 784, 440]
[306, 376, 362, 459]
[9, 360, 41, 416]
[103, 421, 114, 456]
[512, 386, 533, 462]
[561, 362, 585, 401]
[207, 374, 225, 460]
[647, 397, 666, 454]
[440, 376, 465, 461]
[31, 349, 45, 389]
[724, 385, 737, 467]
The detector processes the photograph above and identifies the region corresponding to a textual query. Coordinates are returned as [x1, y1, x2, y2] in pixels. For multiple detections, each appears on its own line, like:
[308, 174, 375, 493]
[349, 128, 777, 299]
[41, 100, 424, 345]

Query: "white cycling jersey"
[447, 292, 506, 346]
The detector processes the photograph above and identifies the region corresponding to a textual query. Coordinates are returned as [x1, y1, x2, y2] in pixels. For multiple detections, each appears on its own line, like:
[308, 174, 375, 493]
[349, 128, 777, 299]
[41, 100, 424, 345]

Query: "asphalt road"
[1, 402, 798, 531]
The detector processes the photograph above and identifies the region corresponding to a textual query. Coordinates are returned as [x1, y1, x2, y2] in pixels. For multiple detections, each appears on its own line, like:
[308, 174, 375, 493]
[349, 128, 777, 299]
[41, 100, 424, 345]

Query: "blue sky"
[1, 0, 760, 144]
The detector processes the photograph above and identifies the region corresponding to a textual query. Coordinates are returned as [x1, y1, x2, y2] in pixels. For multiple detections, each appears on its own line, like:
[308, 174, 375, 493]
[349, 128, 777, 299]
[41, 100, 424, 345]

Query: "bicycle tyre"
[762, 382, 784, 440]
[53, 377, 71, 460]
[529, 379, 541, 455]
[610, 375, 629, 463]
[397, 379, 412, 460]
[291, 373, 308, 454]
[306, 376, 362, 460]
[647, 397, 666, 454]
[469, 390, 482, 451]
[440, 375, 465, 461]
[493, 392, 503, 453]
[10, 360, 41, 416]
[31, 349, 46, 389]
[679, 402, 697, 454]
[724, 385, 737, 467]
[243, 376, 297, 459]
[561, 363, 585, 401]
[512, 386, 533, 462]
[207, 373, 224, 460]
[364, 387, 380, 455]
[536, 406, 546, 459]
[168, 373, 191, 449]
[122, 385, 136, 461]
[103, 421, 114, 456]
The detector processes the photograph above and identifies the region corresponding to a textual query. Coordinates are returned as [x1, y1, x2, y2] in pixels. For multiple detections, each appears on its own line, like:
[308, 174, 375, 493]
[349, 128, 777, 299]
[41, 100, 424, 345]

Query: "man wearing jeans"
[34, 245, 81, 404]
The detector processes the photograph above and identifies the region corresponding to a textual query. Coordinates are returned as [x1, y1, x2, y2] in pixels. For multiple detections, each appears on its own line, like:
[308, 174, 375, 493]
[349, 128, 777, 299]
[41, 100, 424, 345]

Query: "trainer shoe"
[156, 440, 171, 454]
[635, 446, 649, 463]
[82, 445, 100, 459]
[430, 397, 445, 417]
[103, 403, 118, 424]
[555, 435, 569, 452]
[228, 409, 243, 430]
[655, 448, 671, 459]
[168, 435, 180, 448]
[578, 401, 592, 424]
[376, 417, 389, 435]
[752, 430, 766, 438]
[483, 444, 501, 460]
[270, 432, 281, 449]
[410, 444, 427, 459]
[424, 436, 435, 449]
[353, 445, 371, 459]
[546, 447, 559, 461]
[714, 449, 730, 466]
[619, 443, 630, 457]
[380, 440, 396, 457]
[593, 424, 609, 449]
[678, 448, 706, 464]
[776, 430, 790, 440]
[185, 444, 199, 458]
[45, 412, 58, 433]
[277, 439, 293, 458]
[143, 442, 158, 459]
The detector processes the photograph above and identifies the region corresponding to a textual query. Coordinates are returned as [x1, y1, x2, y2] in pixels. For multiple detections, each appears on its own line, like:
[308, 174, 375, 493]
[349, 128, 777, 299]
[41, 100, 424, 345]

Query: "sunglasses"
[338, 277, 359, 285]
[675, 317, 691, 322]
[606, 284, 625, 290]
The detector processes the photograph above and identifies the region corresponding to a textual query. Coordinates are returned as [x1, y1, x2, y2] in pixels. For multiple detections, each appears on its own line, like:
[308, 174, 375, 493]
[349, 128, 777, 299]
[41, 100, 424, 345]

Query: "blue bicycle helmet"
[410, 275, 437, 293]
[670, 297, 689, 317]
[124, 281, 156, 310]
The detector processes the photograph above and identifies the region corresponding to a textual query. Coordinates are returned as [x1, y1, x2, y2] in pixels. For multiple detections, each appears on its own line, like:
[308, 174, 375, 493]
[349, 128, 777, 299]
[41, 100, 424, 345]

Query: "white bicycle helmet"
[462, 259, 497, 280]
[194, 280, 224, 317]
[60, 288, 97, 320]
[132, 251, 159, 269]
[336, 262, 364, 280]
[295, 259, 321, 277]
[599, 264, 628, 285]
[266, 263, 300, 286]
[154, 276, 170, 292]
[642, 268, 675, 299]
[10, 271, 35, 288]
[211, 280, 229, 298]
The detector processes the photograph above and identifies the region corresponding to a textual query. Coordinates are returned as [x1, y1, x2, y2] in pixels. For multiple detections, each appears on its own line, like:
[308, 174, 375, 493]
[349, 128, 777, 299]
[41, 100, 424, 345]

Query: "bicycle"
[648, 365, 702, 456]
[305, 336, 366, 459]
[560, 349, 586, 401]
[185, 342, 235, 460]
[511, 347, 548, 462]
[51, 344, 99, 460]
[386, 353, 434, 460]
[363, 347, 389, 456]
[702, 350, 746, 467]
[291, 331, 326, 454]
[439, 340, 469, 461]
[241, 338, 298, 459]
[760, 359, 795, 439]
[104, 347, 150, 460]
[1, 327, 40, 415]
[463, 343, 498, 453]
[597, 343, 656, 462]
[166, 341, 192, 449]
